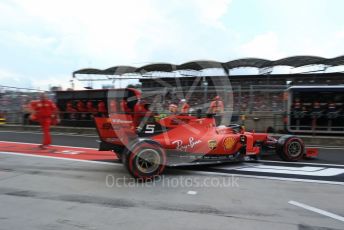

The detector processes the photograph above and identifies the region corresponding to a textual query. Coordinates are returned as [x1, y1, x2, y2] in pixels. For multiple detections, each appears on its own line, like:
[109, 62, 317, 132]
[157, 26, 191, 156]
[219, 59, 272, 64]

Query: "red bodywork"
[95, 114, 251, 163]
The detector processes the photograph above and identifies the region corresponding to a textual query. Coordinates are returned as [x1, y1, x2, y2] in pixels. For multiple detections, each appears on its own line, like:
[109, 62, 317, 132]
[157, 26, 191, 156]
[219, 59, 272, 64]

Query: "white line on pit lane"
[288, 200, 344, 222]
[259, 160, 344, 168]
[308, 146, 344, 150]
[192, 171, 344, 185]
[234, 165, 344, 176]
[309, 145, 344, 148]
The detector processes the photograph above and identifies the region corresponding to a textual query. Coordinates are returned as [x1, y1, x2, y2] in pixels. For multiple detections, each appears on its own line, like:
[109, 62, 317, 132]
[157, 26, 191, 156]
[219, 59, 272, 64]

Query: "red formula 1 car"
[95, 88, 318, 180]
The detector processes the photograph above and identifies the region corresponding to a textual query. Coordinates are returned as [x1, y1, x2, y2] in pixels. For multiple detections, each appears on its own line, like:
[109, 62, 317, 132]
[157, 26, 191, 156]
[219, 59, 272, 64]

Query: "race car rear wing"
[94, 114, 137, 146]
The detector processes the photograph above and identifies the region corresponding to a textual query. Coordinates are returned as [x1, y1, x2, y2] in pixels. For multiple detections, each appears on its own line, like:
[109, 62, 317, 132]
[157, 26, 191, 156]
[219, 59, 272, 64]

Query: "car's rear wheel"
[276, 135, 304, 161]
[125, 142, 166, 180]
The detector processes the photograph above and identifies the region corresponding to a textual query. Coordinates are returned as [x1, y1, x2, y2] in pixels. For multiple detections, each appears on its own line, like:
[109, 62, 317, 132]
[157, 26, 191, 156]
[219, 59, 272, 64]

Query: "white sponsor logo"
[172, 137, 202, 152]
[111, 119, 132, 124]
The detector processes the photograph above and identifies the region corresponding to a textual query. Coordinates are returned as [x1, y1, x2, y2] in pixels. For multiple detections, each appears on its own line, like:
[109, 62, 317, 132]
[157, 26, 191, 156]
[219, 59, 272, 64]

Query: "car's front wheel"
[276, 135, 304, 161]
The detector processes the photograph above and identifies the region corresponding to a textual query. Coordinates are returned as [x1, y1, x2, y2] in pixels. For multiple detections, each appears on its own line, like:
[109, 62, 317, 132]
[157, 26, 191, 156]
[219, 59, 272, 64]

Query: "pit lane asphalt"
[0, 131, 344, 230]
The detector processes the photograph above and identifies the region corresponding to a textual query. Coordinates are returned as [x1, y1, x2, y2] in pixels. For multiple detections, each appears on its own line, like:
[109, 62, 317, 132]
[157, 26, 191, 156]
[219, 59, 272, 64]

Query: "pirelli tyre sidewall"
[276, 135, 305, 162]
[125, 141, 166, 180]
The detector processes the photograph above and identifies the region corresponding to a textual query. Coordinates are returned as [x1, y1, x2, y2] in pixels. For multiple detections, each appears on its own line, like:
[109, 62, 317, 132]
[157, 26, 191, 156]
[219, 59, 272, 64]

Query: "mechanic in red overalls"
[311, 100, 323, 131]
[97, 100, 107, 117]
[86, 100, 98, 118]
[76, 100, 87, 120]
[208, 96, 224, 114]
[179, 99, 190, 115]
[30, 93, 58, 149]
[66, 101, 77, 120]
[109, 99, 117, 114]
[168, 103, 178, 115]
[208, 96, 224, 125]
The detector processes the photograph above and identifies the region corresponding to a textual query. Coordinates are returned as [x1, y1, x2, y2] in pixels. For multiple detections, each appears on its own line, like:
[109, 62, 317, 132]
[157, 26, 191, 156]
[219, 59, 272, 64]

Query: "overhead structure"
[223, 58, 271, 69]
[103, 66, 137, 75]
[177, 60, 224, 71]
[324, 55, 344, 66]
[73, 55, 344, 81]
[261, 56, 328, 68]
[73, 68, 104, 75]
[136, 63, 177, 73]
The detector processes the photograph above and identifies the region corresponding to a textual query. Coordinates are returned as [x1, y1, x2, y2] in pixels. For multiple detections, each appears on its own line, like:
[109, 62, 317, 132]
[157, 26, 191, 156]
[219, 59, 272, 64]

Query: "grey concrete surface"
[0, 130, 344, 229]
[0, 154, 343, 230]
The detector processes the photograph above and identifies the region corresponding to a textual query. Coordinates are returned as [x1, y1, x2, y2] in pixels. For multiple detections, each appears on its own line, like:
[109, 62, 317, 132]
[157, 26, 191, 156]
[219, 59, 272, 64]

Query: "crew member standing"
[76, 100, 87, 120]
[208, 96, 224, 114]
[168, 102, 178, 115]
[97, 100, 107, 117]
[66, 101, 77, 120]
[86, 100, 98, 119]
[30, 93, 58, 149]
[179, 99, 190, 115]
[208, 96, 224, 125]
[109, 99, 117, 114]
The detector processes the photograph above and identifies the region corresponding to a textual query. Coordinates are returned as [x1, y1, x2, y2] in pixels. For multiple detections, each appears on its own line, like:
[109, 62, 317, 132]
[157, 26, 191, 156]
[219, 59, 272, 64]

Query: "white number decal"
[145, 124, 156, 134]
